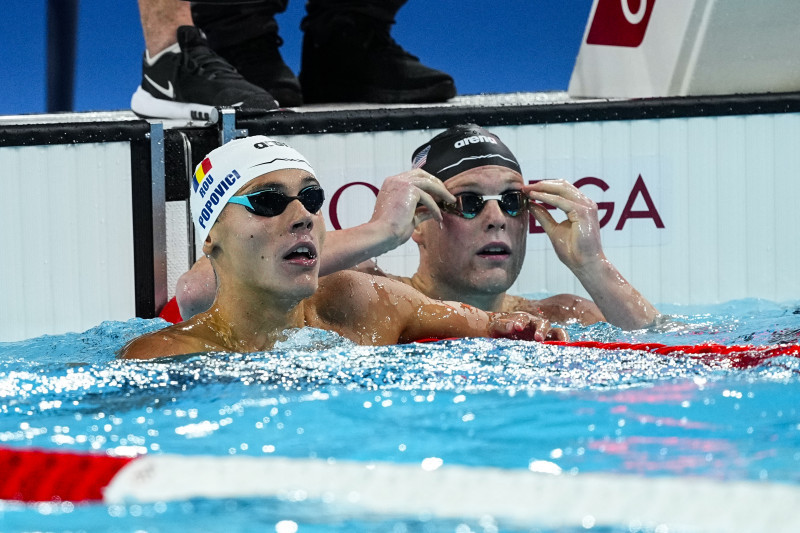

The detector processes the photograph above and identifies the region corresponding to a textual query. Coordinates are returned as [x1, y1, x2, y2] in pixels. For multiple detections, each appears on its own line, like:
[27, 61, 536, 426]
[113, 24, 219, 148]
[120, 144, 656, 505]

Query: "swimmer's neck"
[408, 272, 508, 312]
[202, 287, 309, 352]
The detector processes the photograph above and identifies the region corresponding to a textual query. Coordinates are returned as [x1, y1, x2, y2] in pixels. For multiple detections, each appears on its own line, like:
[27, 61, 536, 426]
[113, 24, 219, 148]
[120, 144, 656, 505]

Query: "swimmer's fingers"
[526, 189, 581, 215]
[546, 326, 569, 342]
[524, 180, 597, 219]
[407, 172, 456, 204]
[529, 201, 558, 236]
[527, 317, 568, 342]
[490, 312, 554, 343]
[406, 171, 454, 224]
[525, 179, 592, 206]
[525, 185, 599, 234]
[413, 189, 444, 224]
[513, 313, 551, 342]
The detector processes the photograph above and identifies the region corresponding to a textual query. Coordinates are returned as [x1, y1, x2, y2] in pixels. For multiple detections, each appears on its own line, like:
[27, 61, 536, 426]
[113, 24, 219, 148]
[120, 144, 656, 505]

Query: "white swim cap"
[190, 136, 315, 242]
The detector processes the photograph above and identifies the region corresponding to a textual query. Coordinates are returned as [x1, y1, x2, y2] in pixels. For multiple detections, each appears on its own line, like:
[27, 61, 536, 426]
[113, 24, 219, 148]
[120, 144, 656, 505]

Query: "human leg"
[132, 0, 278, 119]
[300, 0, 456, 104]
[191, 0, 303, 106]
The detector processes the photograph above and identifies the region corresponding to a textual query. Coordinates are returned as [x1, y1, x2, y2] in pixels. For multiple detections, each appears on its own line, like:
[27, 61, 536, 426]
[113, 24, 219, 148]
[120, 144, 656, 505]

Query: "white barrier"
[569, 0, 800, 98]
[0, 142, 136, 342]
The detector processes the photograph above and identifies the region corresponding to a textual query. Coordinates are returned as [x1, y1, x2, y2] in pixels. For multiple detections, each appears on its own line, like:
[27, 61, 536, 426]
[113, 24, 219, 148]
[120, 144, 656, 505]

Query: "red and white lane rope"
[1, 446, 798, 532]
[543, 340, 800, 368]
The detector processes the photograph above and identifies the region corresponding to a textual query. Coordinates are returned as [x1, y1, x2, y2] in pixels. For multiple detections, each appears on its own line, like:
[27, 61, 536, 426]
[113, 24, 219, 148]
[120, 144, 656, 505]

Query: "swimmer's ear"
[411, 223, 426, 246]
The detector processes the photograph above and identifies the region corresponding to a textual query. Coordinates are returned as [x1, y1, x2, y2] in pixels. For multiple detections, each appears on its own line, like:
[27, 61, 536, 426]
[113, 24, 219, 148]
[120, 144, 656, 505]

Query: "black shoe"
[131, 26, 278, 120]
[299, 14, 456, 104]
[217, 34, 303, 107]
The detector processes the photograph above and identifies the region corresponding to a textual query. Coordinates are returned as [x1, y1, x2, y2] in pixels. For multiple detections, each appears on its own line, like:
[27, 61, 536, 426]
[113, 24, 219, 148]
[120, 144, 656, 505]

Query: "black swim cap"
[411, 124, 521, 181]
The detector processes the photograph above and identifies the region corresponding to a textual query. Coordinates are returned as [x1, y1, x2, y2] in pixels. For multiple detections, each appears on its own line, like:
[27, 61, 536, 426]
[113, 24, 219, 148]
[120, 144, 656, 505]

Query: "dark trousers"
[191, 0, 407, 50]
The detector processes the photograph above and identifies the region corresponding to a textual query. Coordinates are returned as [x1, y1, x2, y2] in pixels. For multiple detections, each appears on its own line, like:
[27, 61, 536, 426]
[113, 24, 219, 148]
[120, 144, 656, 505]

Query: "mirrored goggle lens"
[455, 191, 525, 219]
[246, 186, 325, 217]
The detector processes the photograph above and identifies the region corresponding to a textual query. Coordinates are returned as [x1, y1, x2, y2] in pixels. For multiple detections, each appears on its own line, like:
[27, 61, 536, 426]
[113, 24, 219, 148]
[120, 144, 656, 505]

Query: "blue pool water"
[1, 298, 799, 532]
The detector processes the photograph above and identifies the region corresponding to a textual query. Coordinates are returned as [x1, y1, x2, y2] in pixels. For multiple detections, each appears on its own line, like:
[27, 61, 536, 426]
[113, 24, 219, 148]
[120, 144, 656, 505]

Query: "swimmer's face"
[207, 168, 326, 300]
[414, 165, 527, 297]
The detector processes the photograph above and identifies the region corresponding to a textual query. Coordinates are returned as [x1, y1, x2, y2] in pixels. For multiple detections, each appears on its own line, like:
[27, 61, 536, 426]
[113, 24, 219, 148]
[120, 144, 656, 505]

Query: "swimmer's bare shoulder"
[502, 293, 605, 326]
[118, 320, 225, 360]
[310, 269, 420, 344]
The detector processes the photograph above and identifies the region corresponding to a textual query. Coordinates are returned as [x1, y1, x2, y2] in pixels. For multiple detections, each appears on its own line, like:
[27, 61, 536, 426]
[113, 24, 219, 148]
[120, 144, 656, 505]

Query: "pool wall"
[1, 94, 799, 340]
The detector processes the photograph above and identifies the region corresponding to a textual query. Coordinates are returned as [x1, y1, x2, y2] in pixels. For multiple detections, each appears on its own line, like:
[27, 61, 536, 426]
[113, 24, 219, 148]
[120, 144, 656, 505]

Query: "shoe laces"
[183, 41, 244, 81]
[368, 26, 418, 60]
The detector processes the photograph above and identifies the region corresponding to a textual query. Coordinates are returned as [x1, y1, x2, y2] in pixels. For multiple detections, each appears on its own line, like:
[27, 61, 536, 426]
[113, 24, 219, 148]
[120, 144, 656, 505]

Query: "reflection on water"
[0, 299, 799, 532]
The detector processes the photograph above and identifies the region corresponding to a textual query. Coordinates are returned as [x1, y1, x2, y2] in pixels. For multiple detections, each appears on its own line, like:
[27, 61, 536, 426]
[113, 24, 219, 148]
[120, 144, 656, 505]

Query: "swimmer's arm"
[526, 180, 659, 330]
[569, 258, 659, 330]
[320, 225, 407, 276]
[391, 284, 567, 342]
[507, 293, 605, 326]
[320, 169, 455, 275]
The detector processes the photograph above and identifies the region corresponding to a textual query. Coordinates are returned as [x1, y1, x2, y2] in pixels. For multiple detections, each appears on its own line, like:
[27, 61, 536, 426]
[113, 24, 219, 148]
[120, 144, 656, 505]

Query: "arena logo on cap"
[196, 169, 243, 231]
[454, 135, 498, 149]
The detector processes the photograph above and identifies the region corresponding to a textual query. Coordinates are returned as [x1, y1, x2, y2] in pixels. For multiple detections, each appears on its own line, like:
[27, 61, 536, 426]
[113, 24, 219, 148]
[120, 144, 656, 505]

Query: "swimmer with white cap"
[174, 125, 659, 331]
[119, 136, 566, 359]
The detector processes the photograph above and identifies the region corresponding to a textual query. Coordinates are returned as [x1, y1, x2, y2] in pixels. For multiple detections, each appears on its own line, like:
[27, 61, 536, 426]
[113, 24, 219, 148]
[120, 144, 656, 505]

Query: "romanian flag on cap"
[193, 157, 212, 192]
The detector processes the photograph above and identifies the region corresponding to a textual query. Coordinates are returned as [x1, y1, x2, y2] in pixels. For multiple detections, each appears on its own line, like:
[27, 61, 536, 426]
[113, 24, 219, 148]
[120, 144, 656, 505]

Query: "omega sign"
[529, 175, 664, 233]
[327, 175, 664, 233]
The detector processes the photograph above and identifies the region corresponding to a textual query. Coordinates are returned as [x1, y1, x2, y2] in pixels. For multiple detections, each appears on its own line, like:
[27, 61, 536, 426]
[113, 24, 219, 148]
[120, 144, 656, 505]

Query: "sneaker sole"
[131, 87, 221, 122]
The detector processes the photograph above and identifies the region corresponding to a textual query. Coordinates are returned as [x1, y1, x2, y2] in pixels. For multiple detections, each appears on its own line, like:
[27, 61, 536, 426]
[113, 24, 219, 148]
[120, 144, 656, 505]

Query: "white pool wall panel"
[569, 0, 800, 98]
[0, 142, 136, 342]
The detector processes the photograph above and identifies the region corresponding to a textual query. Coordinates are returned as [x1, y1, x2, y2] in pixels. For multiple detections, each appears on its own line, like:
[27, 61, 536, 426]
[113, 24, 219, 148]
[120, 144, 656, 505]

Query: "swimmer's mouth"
[477, 244, 511, 257]
[284, 244, 317, 260]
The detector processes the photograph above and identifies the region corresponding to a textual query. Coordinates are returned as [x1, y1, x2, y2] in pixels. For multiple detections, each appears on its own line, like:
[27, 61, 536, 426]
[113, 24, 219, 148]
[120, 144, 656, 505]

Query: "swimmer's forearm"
[572, 258, 660, 330]
[320, 224, 407, 276]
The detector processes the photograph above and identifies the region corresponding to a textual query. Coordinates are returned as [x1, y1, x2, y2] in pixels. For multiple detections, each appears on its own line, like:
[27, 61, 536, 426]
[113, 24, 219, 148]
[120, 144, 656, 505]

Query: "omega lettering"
[529, 174, 664, 233]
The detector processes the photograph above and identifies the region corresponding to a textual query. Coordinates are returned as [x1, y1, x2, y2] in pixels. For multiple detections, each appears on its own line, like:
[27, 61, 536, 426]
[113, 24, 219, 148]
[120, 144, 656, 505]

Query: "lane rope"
[543, 340, 800, 368]
[1, 446, 798, 532]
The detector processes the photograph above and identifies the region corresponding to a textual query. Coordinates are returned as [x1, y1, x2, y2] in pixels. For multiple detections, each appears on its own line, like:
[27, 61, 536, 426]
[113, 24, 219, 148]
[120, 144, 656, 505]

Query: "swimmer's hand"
[524, 179, 604, 271]
[370, 169, 456, 247]
[488, 312, 568, 342]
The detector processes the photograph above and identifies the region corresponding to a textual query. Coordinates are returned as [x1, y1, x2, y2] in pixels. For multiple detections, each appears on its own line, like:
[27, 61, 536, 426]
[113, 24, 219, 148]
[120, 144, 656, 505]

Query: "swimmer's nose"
[482, 199, 507, 231]
[287, 198, 315, 232]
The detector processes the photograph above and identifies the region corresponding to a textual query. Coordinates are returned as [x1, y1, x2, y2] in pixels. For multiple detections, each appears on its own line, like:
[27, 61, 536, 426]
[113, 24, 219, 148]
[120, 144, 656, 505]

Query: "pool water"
[0, 299, 799, 532]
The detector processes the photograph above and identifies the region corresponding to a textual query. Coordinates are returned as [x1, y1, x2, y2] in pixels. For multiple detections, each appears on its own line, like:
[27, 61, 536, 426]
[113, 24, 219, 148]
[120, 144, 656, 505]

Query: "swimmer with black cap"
[373, 124, 660, 330]
[120, 135, 566, 359]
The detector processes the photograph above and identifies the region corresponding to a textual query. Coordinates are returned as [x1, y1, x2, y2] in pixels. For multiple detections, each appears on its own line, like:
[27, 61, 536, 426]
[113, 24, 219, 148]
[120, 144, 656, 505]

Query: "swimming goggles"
[439, 191, 527, 219]
[228, 186, 325, 217]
